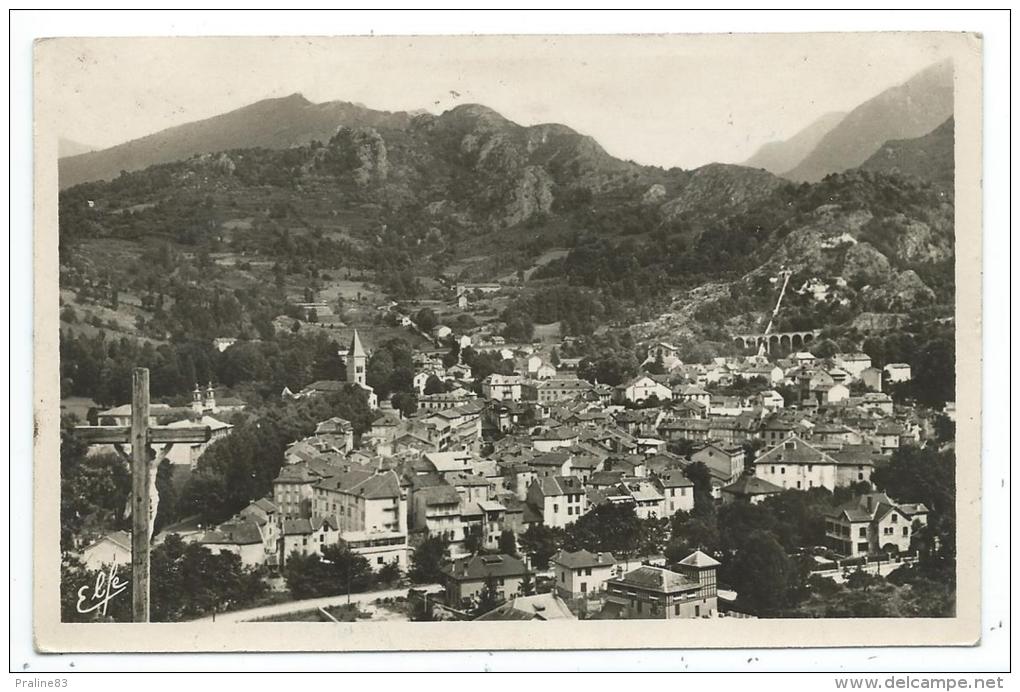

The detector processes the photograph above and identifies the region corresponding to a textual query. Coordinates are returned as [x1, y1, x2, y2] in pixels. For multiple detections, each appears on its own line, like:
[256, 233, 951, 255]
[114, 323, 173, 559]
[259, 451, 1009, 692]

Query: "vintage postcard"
[33, 32, 982, 652]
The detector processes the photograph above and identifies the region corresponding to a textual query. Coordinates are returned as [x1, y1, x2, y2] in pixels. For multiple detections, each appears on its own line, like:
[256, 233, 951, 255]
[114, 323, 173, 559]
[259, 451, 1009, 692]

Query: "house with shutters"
[720, 473, 785, 505]
[197, 519, 277, 567]
[410, 482, 465, 549]
[526, 475, 587, 528]
[654, 469, 695, 515]
[611, 479, 665, 519]
[691, 443, 745, 485]
[552, 549, 617, 599]
[312, 468, 406, 536]
[824, 492, 929, 558]
[601, 550, 719, 620]
[753, 435, 874, 491]
[614, 375, 673, 404]
[279, 516, 341, 566]
[442, 553, 530, 609]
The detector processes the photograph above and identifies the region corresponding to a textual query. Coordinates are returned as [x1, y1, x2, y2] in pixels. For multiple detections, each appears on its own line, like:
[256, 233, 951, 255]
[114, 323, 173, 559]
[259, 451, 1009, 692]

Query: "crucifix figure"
[74, 368, 211, 622]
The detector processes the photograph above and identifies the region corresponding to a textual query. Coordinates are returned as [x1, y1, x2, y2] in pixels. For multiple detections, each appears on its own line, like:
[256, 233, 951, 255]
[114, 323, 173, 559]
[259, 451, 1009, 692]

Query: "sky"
[44, 33, 958, 169]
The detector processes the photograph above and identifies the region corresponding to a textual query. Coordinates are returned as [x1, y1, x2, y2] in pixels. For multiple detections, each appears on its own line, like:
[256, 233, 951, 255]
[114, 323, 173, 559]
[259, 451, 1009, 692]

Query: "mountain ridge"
[858, 117, 954, 188]
[742, 111, 846, 175]
[783, 60, 954, 183]
[58, 94, 418, 189]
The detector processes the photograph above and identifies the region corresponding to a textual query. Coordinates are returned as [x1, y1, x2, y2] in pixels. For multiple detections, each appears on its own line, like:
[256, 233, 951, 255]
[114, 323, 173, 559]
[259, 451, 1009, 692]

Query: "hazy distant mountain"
[859, 117, 954, 188]
[58, 94, 416, 188]
[742, 111, 846, 175]
[784, 60, 954, 183]
[58, 137, 96, 158]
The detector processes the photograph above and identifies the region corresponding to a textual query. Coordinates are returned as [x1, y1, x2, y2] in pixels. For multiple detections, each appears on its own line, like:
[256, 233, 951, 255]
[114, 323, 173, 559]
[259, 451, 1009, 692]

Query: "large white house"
[614, 375, 672, 404]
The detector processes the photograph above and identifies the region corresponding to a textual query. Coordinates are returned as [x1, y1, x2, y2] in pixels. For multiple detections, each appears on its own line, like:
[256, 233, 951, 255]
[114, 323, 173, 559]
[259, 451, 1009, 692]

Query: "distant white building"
[884, 363, 912, 383]
[212, 337, 237, 353]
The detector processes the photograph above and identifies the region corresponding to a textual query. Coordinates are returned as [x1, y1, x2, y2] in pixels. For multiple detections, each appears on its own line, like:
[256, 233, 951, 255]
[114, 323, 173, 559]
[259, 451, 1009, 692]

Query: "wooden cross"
[74, 367, 211, 622]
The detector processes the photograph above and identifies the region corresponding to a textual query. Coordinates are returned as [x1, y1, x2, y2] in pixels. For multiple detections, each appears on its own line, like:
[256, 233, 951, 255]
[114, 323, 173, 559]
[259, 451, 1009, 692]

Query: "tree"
[932, 413, 955, 445]
[464, 525, 484, 555]
[283, 544, 373, 600]
[519, 524, 565, 570]
[668, 511, 720, 557]
[61, 556, 132, 623]
[564, 503, 643, 558]
[871, 445, 955, 564]
[60, 418, 131, 552]
[424, 374, 447, 395]
[414, 307, 437, 332]
[408, 534, 449, 584]
[472, 575, 504, 617]
[390, 391, 417, 417]
[63, 535, 268, 622]
[377, 560, 402, 587]
[498, 529, 518, 557]
[646, 350, 666, 375]
[638, 516, 671, 557]
[725, 530, 792, 616]
[519, 570, 535, 596]
[683, 461, 716, 517]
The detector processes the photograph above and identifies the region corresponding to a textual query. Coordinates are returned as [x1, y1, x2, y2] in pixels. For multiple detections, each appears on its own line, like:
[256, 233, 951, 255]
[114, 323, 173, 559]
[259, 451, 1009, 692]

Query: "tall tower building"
[346, 329, 367, 387]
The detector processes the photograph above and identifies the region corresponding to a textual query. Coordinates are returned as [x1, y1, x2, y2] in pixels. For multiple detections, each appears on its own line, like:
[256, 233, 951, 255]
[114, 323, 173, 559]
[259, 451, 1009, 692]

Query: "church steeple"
[347, 330, 367, 387]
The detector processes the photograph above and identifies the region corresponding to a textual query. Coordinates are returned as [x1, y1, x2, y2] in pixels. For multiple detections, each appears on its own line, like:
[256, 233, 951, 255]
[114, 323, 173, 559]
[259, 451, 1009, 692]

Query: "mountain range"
[60, 60, 954, 191]
[859, 117, 954, 188]
[58, 71, 956, 362]
[741, 111, 846, 175]
[58, 94, 416, 189]
[781, 60, 954, 182]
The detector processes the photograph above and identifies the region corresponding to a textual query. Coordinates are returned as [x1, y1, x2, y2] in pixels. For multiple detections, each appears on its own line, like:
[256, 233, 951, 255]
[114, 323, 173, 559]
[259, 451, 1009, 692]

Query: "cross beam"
[74, 368, 212, 622]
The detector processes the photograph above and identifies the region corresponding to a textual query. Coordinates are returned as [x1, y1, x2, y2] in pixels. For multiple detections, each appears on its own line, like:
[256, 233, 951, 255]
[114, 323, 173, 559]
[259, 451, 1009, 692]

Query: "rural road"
[191, 584, 443, 623]
[823, 559, 912, 584]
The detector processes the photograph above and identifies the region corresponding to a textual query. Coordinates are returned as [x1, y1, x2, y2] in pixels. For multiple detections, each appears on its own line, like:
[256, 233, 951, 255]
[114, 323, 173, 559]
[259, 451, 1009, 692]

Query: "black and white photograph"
[21, 19, 997, 667]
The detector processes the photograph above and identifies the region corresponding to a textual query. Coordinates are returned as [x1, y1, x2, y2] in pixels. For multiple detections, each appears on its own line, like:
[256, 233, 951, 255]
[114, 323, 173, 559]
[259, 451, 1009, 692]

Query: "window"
[674, 604, 681, 616]
[585, 568, 592, 576]
[859, 527, 867, 538]
[567, 507, 573, 516]
[796, 481, 802, 489]
[891, 514, 898, 523]
[553, 504, 559, 513]
[780, 467, 785, 475]
[580, 582, 587, 593]
[377, 556, 385, 564]
[771, 466, 775, 474]
[808, 465, 813, 472]
[858, 473, 864, 480]
[903, 527, 909, 536]
[857, 542, 869, 552]
[694, 605, 701, 617]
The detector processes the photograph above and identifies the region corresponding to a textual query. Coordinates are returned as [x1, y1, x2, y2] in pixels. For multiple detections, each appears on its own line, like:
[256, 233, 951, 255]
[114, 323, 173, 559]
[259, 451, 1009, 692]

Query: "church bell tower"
[347, 330, 367, 387]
